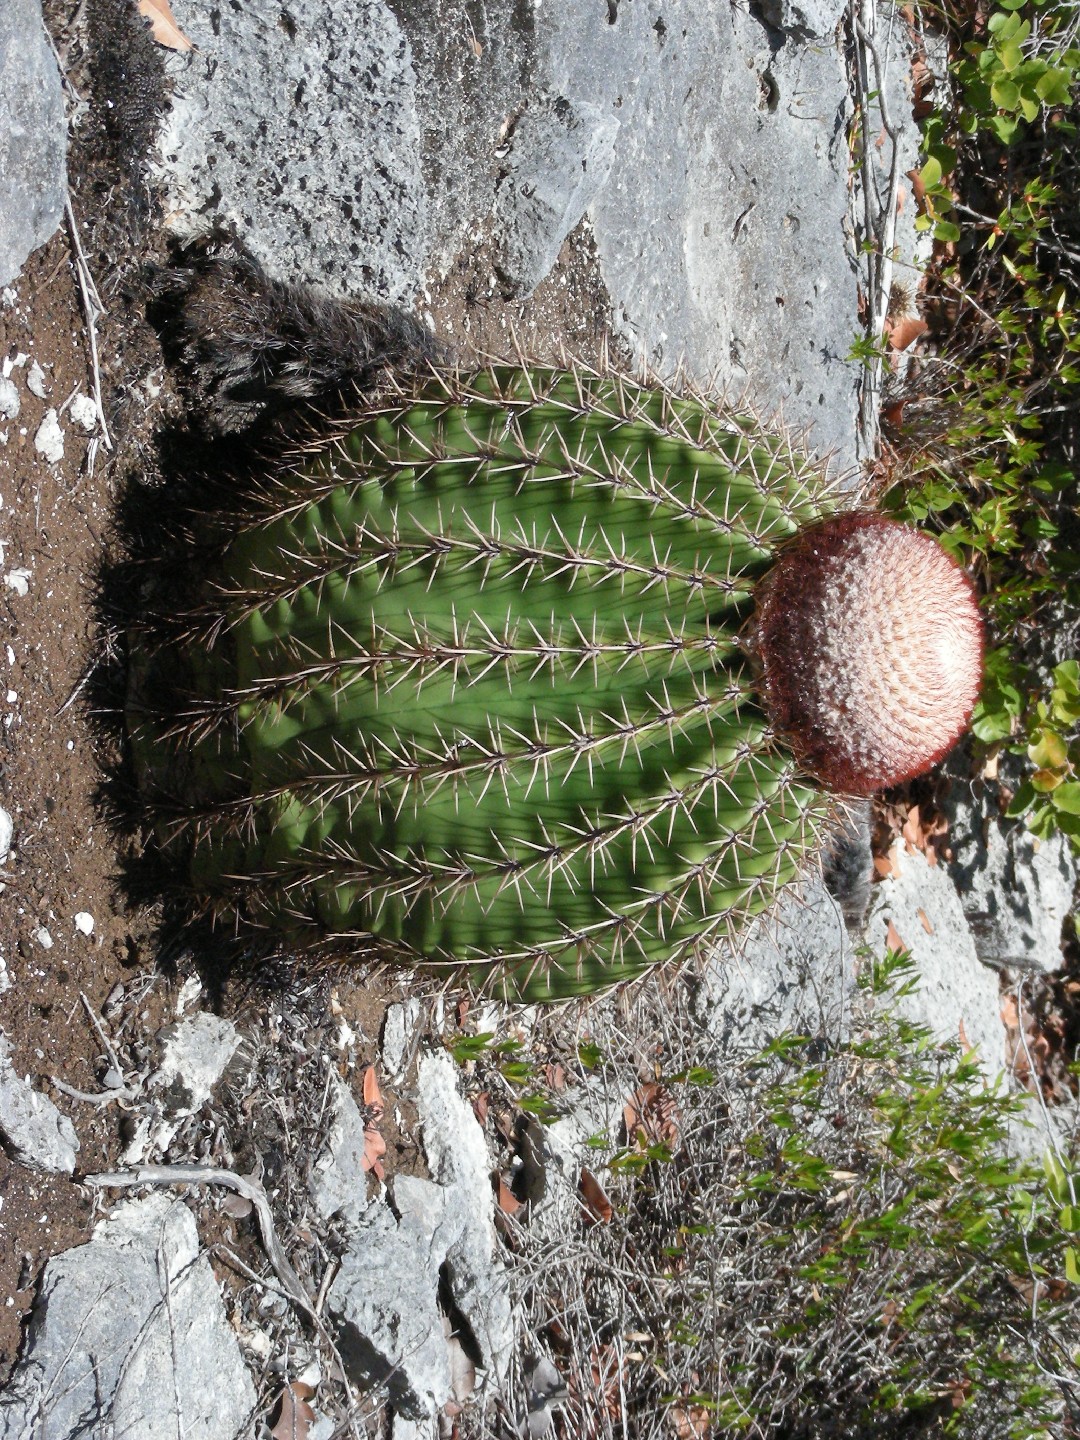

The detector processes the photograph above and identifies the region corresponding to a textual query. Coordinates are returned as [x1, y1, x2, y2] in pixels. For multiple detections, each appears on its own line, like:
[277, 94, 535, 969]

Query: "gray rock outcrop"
[0, 1033, 78, 1173]
[155, 0, 864, 467]
[157, 0, 427, 301]
[948, 785, 1076, 974]
[324, 1052, 512, 1418]
[0, 0, 67, 286]
[492, 92, 619, 298]
[867, 843, 1008, 1077]
[698, 872, 857, 1052]
[0, 1194, 256, 1440]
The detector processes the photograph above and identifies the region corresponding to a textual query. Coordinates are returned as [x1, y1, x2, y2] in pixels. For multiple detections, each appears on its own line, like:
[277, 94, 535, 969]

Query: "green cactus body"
[130, 366, 841, 1001]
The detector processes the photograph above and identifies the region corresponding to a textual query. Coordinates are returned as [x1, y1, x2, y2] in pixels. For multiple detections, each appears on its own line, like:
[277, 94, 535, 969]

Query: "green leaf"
[990, 10, 1023, 36]
[1053, 782, 1080, 815]
[991, 113, 1022, 143]
[934, 219, 962, 244]
[998, 40, 1025, 72]
[1037, 67, 1075, 104]
[1066, 1246, 1080, 1284]
[991, 77, 1021, 108]
[1028, 729, 1068, 769]
[1045, 1152, 1070, 1204]
[919, 155, 943, 189]
[1006, 780, 1037, 819]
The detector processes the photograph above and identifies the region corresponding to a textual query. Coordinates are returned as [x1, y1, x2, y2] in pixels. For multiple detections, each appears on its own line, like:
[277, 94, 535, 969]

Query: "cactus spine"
[129, 365, 879, 1000]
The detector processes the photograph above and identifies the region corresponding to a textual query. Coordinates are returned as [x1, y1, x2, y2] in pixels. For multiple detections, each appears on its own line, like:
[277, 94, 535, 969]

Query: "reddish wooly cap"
[754, 513, 985, 796]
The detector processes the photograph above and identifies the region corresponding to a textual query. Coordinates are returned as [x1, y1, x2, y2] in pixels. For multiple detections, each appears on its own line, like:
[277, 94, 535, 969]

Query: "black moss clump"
[85, 0, 169, 195]
[147, 234, 449, 435]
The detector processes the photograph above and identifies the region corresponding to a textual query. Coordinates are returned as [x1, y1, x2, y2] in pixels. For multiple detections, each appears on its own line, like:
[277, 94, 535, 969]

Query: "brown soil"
[0, 0, 617, 1392]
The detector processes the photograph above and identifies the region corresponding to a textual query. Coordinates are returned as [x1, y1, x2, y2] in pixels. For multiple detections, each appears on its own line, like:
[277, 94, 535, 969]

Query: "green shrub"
[505, 954, 1077, 1439]
[881, 1, 1080, 839]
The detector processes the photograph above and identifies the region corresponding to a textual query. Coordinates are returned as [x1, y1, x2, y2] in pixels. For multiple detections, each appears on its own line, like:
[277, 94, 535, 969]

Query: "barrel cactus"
[129, 362, 983, 1002]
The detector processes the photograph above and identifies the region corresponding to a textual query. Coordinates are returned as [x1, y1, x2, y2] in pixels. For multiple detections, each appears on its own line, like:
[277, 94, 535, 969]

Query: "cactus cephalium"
[129, 362, 983, 1003]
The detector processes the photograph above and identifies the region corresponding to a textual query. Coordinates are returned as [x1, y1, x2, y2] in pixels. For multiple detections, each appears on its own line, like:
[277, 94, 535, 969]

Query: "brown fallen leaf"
[472, 1090, 489, 1126]
[137, 0, 193, 50]
[874, 851, 900, 879]
[270, 1381, 316, 1440]
[579, 1167, 613, 1225]
[917, 907, 934, 935]
[362, 1064, 383, 1112]
[671, 1402, 712, 1438]
[362, 1124, 386, 1175]
[884, 313, 928, 352]
[496, 1177, 522, 1217]
[623, 1082, 680, 1150]
[886, 920, 906, 953]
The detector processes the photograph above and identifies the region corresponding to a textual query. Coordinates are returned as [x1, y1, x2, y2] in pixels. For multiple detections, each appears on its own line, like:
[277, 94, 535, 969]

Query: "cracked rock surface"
[0, 0, 66, 287]
[0, 1193, 256, 1440]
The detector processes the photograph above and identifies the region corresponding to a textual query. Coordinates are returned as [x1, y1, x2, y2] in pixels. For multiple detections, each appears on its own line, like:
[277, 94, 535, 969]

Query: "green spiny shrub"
[129, 364, 981, 1000]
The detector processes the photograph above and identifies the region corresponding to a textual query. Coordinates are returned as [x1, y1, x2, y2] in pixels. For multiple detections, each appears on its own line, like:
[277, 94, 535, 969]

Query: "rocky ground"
[0, 0, 1078, 1436]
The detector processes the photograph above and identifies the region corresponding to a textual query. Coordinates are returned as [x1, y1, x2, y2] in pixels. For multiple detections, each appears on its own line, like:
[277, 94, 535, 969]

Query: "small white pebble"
[34, 927, 53, 950]
[4, 569, 30, 597]
[4, 690, 14, 704]
[5, 646, 13, 664]
[68, 393, 98, 433]
[26, 361, 47, 399]
[74, 911, 94, 936]
[0, 807, 12, 865]
[34, 410, 64, 464]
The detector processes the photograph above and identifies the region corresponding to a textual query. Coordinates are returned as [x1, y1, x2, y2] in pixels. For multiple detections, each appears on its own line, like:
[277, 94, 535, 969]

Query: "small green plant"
[883, 0, 1079, 841]
[954, 4, 1079, 145]
[1043, 1150, 1080, 1282]
[523, 953, 1078, 1439]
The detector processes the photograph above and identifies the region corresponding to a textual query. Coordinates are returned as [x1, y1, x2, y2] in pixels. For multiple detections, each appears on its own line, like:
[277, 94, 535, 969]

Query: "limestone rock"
[0, 0, 67, 286]
[148, 1012, 239, 1114]
[0, 1194, 256, 1439]
[326, 1194, 454, 1419]
[948, 785, 1076, 974]
[698, 872, 857, 1053]
[867, 843, 1008, 1077]
[156, 0, 427, 302]
[416, 1051, 513, 1386]
[492, 92, 619, 297]
[309, 1068, 371, 1226]
[0, 1033, 78, 1174]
